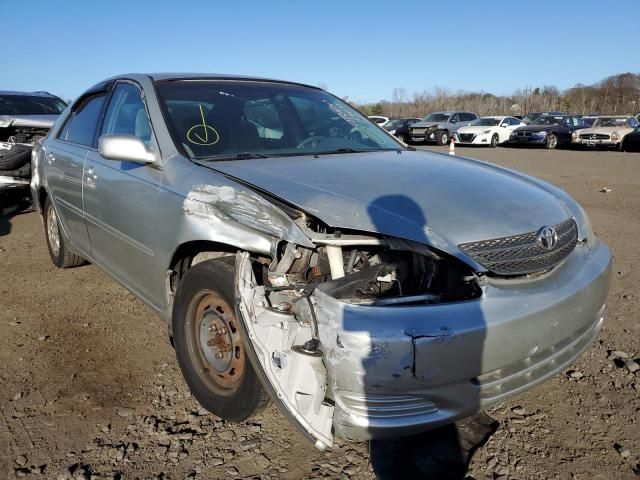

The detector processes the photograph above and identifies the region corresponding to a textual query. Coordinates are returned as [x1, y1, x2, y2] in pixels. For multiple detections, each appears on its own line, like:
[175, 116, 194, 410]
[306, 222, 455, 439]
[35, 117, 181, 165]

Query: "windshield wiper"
[198, 152, 270, 161]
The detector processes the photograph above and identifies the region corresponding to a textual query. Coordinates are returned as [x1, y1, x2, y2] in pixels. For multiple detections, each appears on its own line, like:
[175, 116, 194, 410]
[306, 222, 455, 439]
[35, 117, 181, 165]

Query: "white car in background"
[368, 115, 389, 126]
[455, 116, 524, 147]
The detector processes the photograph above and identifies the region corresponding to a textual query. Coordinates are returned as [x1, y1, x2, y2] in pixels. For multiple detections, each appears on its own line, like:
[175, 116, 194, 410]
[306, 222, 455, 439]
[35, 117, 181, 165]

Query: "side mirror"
[98, 134, 157, 164]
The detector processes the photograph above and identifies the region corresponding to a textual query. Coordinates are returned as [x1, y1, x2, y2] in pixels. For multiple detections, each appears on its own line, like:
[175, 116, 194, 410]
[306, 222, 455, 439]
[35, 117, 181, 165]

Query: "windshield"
[594, 117, 628, 127]
[422, 113, 451, 122]
[474, 118, 501, 126]
[531, 116, 564, 126]
[0, 94, 66, 115]
[156, 80, 400, 159]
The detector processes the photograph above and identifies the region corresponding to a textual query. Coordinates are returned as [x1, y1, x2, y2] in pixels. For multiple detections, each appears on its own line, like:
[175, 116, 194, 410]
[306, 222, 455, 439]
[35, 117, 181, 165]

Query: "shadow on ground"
[370, 413, 499, 479]
[1, 191, 34, 237]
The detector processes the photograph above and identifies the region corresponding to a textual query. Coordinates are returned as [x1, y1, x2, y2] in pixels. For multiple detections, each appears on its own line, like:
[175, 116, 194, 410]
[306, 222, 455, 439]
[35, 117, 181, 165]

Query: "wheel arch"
[165, 239, 270, 333]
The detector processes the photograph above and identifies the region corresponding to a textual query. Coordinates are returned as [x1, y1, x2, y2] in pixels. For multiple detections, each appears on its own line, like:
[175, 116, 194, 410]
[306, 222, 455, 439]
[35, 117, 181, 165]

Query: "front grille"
[459, 218, 578, 276]
[515, 131, 533, 137]
[458, 133, 475, 142]
[580, 133, 610, 140]
[411, 128, 426, 135]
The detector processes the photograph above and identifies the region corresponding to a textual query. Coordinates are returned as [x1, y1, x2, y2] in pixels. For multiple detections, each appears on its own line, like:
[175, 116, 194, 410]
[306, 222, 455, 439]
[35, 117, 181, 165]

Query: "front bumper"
[409, 130, 437, 143]
[456, 132, 492, 145]
[314, 239, 611, 440]
[578, 138, 618, 147]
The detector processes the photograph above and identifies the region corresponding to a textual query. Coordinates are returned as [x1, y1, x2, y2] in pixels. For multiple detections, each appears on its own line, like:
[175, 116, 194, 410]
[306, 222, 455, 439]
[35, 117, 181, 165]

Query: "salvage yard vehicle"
[0, 90, 66, 206]
[32, 74, 611, 450]
[619, 126, 640, 152]
[409, 111, 478, 145]
[454, 116, 524, 147]
[508, 114, 589, 149]
[572, 116, 639, 150]
[382, 117, 421, 143]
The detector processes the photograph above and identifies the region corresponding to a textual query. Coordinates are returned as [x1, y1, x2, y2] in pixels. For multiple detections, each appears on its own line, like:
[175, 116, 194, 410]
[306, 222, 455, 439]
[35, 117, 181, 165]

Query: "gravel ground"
[1, 146, 639, 479]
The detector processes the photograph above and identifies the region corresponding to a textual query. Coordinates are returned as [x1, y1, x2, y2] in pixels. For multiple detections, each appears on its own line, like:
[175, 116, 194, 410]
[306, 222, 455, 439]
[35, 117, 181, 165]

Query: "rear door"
[45, 91, 108, 255]
[82, 81, 164, 307]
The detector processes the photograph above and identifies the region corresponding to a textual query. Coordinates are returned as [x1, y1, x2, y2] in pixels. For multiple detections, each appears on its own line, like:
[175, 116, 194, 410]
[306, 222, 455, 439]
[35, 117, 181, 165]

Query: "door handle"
[45, 152, 55, 165]
[84, 167, 98, 182]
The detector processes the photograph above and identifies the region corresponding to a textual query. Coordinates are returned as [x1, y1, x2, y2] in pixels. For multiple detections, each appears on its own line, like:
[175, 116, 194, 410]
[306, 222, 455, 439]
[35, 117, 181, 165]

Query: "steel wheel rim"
[548, 135, 557, 148]
[187, 290, 244, 395]
[492, 135, 497, 147]
[47, 204, 61, 256]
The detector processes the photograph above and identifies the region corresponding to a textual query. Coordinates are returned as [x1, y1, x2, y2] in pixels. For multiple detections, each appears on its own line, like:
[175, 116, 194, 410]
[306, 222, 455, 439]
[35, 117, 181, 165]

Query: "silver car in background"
[31, 74, 611, 449]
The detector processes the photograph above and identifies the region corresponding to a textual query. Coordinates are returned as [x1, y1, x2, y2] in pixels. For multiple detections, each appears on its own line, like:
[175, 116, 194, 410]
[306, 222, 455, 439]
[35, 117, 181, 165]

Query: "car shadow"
[339, 194, 494, 479]
[0, 191, 34, 237]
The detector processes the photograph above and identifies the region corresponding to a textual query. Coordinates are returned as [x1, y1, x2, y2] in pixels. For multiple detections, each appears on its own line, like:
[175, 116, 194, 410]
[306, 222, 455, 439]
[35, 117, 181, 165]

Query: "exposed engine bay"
[232, 210, 482, 449]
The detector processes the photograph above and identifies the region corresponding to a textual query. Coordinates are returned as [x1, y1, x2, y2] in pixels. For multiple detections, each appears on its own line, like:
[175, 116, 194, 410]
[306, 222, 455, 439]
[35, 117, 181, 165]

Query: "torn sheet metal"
[184, 184, 313, 248]
[235, 252, 334, 449]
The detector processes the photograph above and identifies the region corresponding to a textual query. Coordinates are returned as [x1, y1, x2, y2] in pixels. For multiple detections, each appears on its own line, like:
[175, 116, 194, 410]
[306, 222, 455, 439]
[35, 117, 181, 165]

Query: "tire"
[0, 145, 31, 170]
[43, 196, 86, 268]
[0, 162, 31, 179]
[490, 134, 499, 148]
[172, 258, 270, 421]
[396, 133, 407, 143]
[435, 130, 449, 146]
[545, 133, 558, 149]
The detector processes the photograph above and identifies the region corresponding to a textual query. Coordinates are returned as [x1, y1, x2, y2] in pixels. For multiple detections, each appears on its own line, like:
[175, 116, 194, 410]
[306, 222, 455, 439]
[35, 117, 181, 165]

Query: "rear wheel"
[545, 133, 558, 149]
[43, 196, 86, 268]
[172, 258, 270, 421]
[435, 130, 450, 146]
[490, 134, 499, 148]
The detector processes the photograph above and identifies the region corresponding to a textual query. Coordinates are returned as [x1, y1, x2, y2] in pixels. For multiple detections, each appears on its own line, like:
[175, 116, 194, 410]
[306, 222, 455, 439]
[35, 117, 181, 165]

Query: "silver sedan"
[31, 74, 611, 449]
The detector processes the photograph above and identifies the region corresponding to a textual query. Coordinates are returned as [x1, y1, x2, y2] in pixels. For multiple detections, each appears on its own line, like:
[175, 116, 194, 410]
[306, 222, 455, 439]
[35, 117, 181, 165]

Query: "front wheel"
[435, 130, 449, 146]
[545, 133, 558, 149]
[490, 134, 499, 148]
[172, 258, 270, 421]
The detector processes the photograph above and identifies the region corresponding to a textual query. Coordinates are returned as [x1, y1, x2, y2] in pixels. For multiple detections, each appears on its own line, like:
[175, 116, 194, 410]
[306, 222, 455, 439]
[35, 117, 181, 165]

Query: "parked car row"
[372, 112, 640, 151]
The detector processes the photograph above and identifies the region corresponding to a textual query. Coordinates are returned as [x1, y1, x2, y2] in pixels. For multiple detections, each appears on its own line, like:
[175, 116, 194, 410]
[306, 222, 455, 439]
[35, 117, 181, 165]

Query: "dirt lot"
[1, 146, 639, 480]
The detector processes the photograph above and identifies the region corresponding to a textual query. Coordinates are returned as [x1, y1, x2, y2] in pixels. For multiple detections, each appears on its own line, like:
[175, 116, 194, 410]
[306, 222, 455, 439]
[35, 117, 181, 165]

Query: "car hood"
[0, 114, 58, 129]
[410, 121, 441, 129]
[457, 125, 497, 134]
[578, 126, 633, 134]
[516, 125, 563, 133]
[204, 150, 572, 264]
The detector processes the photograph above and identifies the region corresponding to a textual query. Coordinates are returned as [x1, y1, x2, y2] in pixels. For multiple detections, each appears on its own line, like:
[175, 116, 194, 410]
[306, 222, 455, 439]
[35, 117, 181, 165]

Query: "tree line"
[352, 73, 640, 118]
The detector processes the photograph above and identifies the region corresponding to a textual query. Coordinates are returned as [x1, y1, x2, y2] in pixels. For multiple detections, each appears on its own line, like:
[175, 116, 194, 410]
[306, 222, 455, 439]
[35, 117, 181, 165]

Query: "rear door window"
[59, 93, 107, 146]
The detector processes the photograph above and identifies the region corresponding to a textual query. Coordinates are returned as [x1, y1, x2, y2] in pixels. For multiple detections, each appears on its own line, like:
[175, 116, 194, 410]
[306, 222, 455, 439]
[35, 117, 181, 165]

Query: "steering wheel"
[296, 135, 324, 149]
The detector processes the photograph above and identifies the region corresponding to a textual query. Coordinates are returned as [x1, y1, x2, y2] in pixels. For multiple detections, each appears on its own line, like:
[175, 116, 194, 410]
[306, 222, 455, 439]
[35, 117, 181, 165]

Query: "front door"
[82, 81, 163, 307]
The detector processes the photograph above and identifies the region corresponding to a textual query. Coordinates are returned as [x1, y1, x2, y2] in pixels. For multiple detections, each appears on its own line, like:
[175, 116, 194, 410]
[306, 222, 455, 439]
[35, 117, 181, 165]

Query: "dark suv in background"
[382, 117, 421, 143]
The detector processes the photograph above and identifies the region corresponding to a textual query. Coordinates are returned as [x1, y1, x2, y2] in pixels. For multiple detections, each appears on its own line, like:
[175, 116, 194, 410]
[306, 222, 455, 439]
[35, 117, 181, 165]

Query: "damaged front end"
[233, 209, 482, 448]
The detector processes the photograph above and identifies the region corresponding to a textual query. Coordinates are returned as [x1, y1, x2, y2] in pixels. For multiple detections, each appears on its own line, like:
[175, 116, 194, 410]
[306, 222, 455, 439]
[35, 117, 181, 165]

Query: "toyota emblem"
[536, 226, 558, 251]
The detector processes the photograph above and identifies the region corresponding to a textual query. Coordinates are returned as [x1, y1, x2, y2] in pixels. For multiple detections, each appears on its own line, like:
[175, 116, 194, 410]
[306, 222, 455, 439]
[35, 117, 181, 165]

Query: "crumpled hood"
[0, 114, 58, 129]
[410, 121, 440, 129]
[205, 150, 572, 263]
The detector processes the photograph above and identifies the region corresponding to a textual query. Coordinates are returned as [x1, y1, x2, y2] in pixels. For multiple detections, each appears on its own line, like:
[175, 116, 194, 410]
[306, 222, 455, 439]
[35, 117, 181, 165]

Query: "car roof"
[99, 73, 321, 91]
[0, 90, 59, 97]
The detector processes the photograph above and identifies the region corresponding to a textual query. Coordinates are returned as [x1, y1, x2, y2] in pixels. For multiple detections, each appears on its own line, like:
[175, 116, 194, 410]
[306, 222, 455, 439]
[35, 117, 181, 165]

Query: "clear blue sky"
[4, 0, 639, 104]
